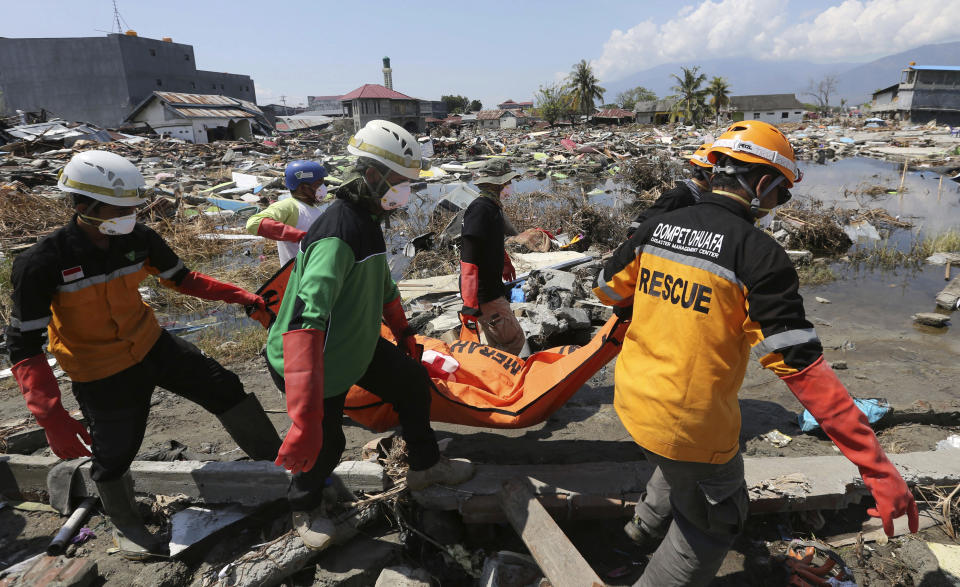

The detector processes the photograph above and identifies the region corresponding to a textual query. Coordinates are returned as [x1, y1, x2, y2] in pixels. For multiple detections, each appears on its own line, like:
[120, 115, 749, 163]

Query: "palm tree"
[566, 60, 606, 117]
[669, 66, 709, 126]
[707, 76, 731, 126]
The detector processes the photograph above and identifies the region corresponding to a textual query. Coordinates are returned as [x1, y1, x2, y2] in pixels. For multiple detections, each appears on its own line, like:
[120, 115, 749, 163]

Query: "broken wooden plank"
[413, 452, 960, 521]
[0, 456, 387, 506]
[498, 477, 604, 587]
[0, 554, 97, 587]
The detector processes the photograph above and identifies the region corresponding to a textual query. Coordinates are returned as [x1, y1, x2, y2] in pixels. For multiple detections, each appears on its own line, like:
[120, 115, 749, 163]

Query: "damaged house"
[476, 109, 530, 130]
[728, 94, 807, 124]
[870, 64, 960, 126]
[126, 91, 268, 143]
[633, 98, 680, 124]
[340, 84, 424, 133]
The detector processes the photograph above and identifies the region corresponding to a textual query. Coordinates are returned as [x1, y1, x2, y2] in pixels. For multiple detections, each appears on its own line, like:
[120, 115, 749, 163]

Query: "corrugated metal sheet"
[275, 115, 332, 131]
[172, 107, 253, 118]
[594, 109, 635, 119]
[476, 110, 506, 120]
[156, 92, 238, 106]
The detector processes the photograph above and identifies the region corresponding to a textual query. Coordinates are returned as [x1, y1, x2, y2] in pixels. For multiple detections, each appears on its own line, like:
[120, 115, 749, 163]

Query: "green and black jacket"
[265, 181, 399, 397]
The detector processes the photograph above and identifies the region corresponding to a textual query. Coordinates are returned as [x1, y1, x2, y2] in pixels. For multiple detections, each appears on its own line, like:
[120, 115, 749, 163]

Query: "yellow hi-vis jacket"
[594, 193, 823, 464]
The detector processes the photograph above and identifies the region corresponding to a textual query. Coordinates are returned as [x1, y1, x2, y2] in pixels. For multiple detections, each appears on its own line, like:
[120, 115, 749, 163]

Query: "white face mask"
[500, 184, 513, 198]
[381, 181, 411, 210]
[315, 184, 328, 202]
[82, 212, 137, 235]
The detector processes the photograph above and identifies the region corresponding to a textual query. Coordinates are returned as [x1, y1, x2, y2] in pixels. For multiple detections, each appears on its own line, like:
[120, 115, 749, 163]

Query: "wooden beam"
[498, 477, 604, 587]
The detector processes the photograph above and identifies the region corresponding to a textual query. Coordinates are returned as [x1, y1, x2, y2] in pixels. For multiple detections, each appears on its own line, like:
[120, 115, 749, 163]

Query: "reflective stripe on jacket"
[6, 219, 188, 382]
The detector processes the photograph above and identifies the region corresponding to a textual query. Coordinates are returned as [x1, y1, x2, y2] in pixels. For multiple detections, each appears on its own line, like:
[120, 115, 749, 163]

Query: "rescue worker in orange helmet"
[7, 151, 281, 560]
[594, 121, 917, 586]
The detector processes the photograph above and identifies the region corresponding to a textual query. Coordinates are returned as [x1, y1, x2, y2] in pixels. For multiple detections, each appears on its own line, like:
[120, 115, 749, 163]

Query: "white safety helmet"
[58, 150, 149, 206]
[347, 120, 422, 180]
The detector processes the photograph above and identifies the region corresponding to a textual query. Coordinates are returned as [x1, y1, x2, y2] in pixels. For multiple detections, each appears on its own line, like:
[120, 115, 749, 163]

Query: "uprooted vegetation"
[503, 188, 630, 250]
[774, 201, 854, 254]
[617, 156, 679, 193]
[0, 184, 73, 246]
[395, 187, 632, 280]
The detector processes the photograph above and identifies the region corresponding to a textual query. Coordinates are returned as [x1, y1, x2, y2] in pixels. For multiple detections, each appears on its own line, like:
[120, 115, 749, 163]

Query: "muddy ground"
[1, 270, 959, 585]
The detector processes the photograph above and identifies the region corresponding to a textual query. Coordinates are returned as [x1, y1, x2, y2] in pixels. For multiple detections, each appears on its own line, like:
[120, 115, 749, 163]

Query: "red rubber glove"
[782, 356, 919, 536]
[459, 261, 481, 318]
[177, 271, 270, 327]
[256, 218, 306, 243]
[383, 296, 418, 359]
[275, 329, 325, 475]
[12, 355, 92, 459]
[502, 251, 516, 282]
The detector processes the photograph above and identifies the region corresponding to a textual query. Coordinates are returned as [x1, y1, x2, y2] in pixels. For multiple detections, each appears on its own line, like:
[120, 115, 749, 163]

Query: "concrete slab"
[413, 452, 960, 521]
[936, 275, 960, 310]
[374, 566, 431, 587]
[0, 457, 386, 506]
[926, 542, 960, 586]
[314, 534, 403, 587]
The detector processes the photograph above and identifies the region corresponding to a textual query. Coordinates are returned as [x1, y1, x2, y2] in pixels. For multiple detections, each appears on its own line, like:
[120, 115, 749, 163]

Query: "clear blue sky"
[3, 0, 956, 108]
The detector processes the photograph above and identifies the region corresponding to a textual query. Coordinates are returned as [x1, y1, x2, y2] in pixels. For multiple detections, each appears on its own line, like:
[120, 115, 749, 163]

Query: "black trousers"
[72, 330, 246, 482]
[272, 337, 440, 510]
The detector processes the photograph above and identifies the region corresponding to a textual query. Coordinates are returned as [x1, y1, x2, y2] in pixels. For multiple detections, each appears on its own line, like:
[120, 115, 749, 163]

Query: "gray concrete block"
[314, 534, 403, 587]
[374, 566, 431, 587]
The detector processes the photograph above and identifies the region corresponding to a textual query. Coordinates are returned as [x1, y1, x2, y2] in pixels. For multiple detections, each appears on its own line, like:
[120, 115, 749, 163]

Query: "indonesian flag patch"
[62, 266, 84, 282]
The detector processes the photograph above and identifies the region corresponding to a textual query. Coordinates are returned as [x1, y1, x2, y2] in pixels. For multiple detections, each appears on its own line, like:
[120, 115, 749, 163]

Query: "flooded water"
[808, 263, 959, 342]
[415, 157, 960, 252]
[792, 157, 960, 247]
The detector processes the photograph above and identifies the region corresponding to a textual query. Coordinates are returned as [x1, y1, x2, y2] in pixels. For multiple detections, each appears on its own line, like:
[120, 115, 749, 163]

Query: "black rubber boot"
[216, 392, 282, 461]
[96, 473, 166, 560]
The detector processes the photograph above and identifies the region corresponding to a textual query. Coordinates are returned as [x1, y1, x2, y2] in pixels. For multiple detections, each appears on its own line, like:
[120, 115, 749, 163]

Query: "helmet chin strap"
[731, 170, 785, 218]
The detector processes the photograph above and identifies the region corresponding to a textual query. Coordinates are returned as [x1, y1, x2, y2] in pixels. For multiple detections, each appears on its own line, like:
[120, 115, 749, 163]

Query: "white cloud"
[593, 0, 960, 82]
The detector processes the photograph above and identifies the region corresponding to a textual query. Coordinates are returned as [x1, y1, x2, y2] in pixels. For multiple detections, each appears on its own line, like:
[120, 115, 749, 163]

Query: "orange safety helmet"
[689, 143, 712, 169]
[707, 121, 801, 186]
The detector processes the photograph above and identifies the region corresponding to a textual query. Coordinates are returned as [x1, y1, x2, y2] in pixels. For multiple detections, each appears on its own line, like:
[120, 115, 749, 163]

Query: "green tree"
[707, 76, 731, 125]
[616, 86, 657, 111]
[566, 60, 606, 116]
[669, 66, 709, 125]
[535, 83, 573, 126]
[468, 99, 482, 112]
[441, 94, 470, 114]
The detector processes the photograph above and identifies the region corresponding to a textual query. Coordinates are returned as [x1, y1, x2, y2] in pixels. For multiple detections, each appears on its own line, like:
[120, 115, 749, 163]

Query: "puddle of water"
[804, 263, 957, 342]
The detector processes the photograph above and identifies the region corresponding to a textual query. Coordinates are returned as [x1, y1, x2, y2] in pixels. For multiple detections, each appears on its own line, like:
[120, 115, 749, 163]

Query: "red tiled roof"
[517, 101, 533, 107]
[498, 99, 517, 105]
[594, 108, 636, 119]
[340, 84, 415, 101]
